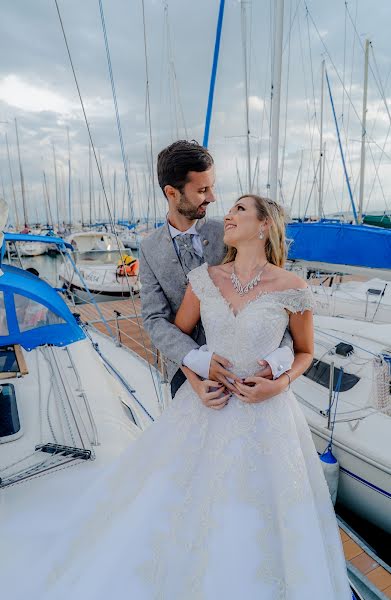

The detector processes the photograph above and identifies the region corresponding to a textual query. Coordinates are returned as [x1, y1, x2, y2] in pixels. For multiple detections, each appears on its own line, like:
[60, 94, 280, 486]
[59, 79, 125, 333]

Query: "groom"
[139, 140, 293, 398]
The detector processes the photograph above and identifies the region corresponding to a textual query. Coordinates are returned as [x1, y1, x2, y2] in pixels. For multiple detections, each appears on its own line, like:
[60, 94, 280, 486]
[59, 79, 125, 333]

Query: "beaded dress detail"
[24, 262, 351, 600]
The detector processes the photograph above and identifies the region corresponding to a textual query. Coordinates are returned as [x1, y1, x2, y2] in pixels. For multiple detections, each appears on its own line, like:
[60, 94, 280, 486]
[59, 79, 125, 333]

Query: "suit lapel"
[196, 219, 224, 265]
[196, 218, 212, 264]
[160, 221, 188, 284]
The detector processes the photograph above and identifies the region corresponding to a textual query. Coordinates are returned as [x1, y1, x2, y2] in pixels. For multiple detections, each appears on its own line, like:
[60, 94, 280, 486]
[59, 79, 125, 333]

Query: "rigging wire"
[165, 3, 188, 139]
[266, 0, 273, 187]
[343, 5, 391, 214]
[54, 0, 163, 403]
[240, 0, 252, 192]
[305, 7, 317, 132]
[297, 11, 318, 213]
[345, 3, 391, 125]
[305, 4, 362, 127]
[279, 0, 293, 188]
[305, 2, 391, 216]
[365, 128, 391, 213]
[339, 2, 348, 214]
[141, 0, 157, 227]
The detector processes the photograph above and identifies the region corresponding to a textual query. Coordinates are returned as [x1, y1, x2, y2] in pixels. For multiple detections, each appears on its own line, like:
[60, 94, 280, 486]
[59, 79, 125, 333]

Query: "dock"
[340, 519, 391, 598]
[71, 296, 162, 370]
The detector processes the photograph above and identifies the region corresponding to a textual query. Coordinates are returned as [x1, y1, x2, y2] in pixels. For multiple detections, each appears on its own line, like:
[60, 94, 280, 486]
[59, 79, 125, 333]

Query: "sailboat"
[0, 197, 163, 596]
[285, 42, 391, 271]
[293, 314, 391, 534]
[58, 230, 141, 302]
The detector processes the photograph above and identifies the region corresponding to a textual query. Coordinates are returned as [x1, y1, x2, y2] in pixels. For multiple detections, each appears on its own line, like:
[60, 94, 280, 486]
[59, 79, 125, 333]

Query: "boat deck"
[71, 297, 391, 597]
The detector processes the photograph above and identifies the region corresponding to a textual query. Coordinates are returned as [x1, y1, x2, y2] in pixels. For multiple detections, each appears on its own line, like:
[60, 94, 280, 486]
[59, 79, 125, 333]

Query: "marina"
[1, 253, 389, 598]
[1, 0, 391, 597]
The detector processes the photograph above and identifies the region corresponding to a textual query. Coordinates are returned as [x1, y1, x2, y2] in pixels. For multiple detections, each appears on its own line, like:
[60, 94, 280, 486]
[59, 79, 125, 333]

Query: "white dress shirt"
[168, 221, 203, 258]
[167, 220, 294, 379]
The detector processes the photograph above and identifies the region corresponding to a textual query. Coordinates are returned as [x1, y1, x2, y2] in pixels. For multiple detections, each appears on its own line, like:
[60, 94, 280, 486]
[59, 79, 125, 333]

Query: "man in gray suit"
[139, 140, 293, 399]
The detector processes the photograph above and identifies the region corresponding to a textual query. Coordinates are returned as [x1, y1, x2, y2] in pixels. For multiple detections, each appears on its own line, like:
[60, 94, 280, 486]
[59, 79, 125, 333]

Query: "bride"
[30, 194, 351, 599]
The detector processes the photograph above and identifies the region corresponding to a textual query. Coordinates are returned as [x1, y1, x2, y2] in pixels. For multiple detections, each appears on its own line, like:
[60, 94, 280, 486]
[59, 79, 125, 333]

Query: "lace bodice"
[188, 263, 314, 378]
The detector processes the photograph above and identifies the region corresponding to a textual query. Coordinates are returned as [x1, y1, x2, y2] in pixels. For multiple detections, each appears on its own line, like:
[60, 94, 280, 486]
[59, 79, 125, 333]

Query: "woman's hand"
[193, 378, 231, 410]
[233, 374, 287, 404]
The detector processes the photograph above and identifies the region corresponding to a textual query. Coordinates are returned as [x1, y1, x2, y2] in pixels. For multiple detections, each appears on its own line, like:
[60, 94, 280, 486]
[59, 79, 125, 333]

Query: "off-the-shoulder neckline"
[189, 263, 311, 318]
[197, 262, 310, 294]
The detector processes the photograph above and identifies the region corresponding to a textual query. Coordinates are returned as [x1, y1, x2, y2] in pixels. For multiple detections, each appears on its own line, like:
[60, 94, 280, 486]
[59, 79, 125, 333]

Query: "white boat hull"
[303, 418, 391, 534]
[59, 263, 141, 303]
[294, 315, 391, 535]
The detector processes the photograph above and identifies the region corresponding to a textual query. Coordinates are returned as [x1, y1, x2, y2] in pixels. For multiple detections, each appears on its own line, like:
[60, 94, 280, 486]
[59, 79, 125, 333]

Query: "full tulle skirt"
[15, 382, 351, 599]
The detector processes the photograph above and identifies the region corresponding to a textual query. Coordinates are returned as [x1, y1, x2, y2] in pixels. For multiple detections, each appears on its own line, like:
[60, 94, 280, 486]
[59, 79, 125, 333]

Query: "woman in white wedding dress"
[34, 195, 351, 599]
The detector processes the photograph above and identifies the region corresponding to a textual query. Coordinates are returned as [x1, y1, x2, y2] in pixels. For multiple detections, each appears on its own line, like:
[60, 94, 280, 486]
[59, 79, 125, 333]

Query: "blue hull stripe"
[317, 453, 390, 499]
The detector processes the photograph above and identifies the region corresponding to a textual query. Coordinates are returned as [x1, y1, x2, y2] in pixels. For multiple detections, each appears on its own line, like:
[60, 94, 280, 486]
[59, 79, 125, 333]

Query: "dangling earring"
[259, 229, 264, 240]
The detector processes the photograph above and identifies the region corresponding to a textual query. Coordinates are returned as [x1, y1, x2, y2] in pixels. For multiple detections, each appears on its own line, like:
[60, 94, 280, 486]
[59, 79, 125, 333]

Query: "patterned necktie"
[175, 233, 203, 273]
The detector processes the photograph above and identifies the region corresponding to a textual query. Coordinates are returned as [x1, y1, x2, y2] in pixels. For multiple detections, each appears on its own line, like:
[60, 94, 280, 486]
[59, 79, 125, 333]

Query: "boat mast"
[113, 170, 117, 225]
[269, 0, 284, 202]
[67, 127, 72, 229]
[141, 0, 157, 227]
[88, 143, 92, 227]
[43, 169, 54, 229]
[52, 143, 60, 230]
[14, 118, 28, 228]
[5, 133, 20, 229]
[79, 179, 84, 225]
[241, 0, 252, 193]
[358, 39, 369, 225]
[318, 59, 325, 220]
[203, 0, 225, 148]
[298, 148, 303, 219]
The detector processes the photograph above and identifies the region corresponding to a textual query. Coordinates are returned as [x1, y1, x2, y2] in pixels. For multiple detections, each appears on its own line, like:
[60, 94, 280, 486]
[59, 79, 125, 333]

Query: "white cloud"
[0, 74, 75, 114]
[248, 95, 264, 111]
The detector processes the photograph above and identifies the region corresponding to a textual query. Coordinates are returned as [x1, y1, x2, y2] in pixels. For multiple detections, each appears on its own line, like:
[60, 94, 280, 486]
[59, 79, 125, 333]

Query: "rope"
[328, 367, 343, 448]
[81, 322, 155, 422]
[314, 328, 381, 359]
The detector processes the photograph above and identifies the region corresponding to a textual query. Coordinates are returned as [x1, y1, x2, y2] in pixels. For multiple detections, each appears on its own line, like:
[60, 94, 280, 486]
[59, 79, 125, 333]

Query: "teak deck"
[72, 297, 391, 598]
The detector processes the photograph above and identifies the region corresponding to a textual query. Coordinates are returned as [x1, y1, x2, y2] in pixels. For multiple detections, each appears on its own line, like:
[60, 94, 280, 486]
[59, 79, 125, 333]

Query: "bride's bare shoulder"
[208, 263, 233, 277]
[267, 264, 308, 290]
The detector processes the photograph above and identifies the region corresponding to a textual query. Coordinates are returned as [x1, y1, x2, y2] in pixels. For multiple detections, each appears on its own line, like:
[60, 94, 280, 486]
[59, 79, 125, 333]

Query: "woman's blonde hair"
[223, 194, 287, 268]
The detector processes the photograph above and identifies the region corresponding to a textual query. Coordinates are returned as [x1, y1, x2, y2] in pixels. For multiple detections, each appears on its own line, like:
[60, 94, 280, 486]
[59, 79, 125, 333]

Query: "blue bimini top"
[0, 264, 85, 350]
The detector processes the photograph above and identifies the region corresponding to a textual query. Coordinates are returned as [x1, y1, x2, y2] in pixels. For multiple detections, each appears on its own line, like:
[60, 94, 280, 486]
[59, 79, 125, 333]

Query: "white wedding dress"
[26, 263, 351, 599]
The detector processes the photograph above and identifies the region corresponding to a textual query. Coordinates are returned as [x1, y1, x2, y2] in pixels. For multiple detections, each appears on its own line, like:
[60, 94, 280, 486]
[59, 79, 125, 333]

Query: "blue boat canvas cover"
[286, 221, 391, 269]
[0, 264, 85, 350]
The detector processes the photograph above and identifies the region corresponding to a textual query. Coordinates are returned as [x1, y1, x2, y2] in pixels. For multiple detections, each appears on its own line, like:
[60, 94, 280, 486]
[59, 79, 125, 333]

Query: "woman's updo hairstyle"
[223, 194, 287, 268]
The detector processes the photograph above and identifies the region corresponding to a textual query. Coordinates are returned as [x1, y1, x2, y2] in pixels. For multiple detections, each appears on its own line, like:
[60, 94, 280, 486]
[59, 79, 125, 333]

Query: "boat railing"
[83, 307, 164, 378]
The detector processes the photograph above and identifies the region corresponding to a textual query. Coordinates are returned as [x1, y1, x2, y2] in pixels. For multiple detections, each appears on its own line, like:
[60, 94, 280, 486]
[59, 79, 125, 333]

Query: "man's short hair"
[157, 140, 213, 198]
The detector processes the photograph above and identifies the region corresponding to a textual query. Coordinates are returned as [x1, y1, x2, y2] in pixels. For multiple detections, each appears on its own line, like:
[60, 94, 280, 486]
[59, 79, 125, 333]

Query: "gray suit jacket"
[139, 218, 226, 383]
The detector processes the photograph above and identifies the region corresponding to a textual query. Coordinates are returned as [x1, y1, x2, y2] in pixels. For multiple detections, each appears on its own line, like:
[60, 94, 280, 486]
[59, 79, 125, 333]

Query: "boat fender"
[320, 446, 339, 505]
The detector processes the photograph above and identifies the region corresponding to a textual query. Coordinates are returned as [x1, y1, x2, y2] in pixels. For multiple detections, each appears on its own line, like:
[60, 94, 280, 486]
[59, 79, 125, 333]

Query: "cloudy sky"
[1, 0, 391, 226]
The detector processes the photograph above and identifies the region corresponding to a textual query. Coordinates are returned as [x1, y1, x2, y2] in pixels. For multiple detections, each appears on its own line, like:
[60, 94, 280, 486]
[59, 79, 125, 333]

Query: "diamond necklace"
[230, 261, 268, 296]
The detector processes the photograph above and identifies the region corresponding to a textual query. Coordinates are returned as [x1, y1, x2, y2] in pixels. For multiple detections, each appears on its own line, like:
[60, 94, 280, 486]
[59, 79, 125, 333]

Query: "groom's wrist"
[182, 348, 213, 379]
[263, 347, 294, 379]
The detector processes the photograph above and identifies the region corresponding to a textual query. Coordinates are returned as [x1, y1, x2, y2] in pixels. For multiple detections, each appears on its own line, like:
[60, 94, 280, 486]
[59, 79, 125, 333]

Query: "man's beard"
[177, 192, 207, 220]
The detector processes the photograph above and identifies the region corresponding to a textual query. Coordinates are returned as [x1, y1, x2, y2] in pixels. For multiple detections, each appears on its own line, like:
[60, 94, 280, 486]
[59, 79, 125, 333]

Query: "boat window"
[14, 294, 65, 332]
[0, 291, 9, 336]
[0, 347, 18, 374]
[0, 383, 20, 438]
[303, 359, 360, 392]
